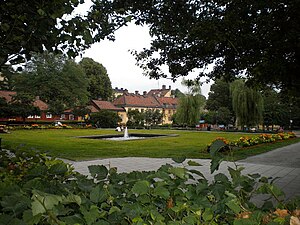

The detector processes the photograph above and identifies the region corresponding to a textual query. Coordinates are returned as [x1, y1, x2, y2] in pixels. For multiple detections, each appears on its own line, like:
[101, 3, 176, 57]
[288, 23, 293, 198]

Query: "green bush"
[0, 142, 299, 224]
[88, 110, 121, 128]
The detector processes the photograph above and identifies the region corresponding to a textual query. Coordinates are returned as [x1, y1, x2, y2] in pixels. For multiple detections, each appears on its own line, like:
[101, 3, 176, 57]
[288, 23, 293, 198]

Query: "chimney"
[143, 91, 147, 95]
[135, 91, 139, 95]
[162, 85, 166, 90]
[169, 85, 171, 90]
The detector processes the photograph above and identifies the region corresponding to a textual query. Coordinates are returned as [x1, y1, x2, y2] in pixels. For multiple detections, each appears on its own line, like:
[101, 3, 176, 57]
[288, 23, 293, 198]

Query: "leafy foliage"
[95, 0, 300, 95]
[175, 80, 206, 127]
[1, 145, 299, 224]
[144, 109, 163, 127]
[0, 0, 118, 70]
[89, 110, 121, 128]
[230, 79, 264, 128]
[13, 52, 89, 115]
[0, 92, 40, 122]
[126, 109, 145, 127]
[79, 58, 113, 101]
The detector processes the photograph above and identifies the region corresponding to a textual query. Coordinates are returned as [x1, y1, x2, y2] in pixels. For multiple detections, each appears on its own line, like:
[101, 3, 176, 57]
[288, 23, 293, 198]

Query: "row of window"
[27, 114, 75, 120]
[27, 113, 52, 119]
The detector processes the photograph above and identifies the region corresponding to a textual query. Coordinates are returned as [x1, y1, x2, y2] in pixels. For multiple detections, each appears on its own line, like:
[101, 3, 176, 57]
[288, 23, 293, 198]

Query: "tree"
[206, 79, 234, 126]
[262, 89, 284, 130]
[0, 66, 15, 91]
[9, 93, 40, 122]
[72, 106, 91, 121]
[230, 79, 264, 128]
[89, 110, 121, 128]
[0, 97, 10, 118]
[144, 109, 163, 126]
[171, 89, 185, 98]
[127, 109, 144, 127]
[94, 0, 299, 96]
[206, 79, 232, 112]
[175, 79, 206, 127]
[14, 52, 89, 115]
[0, 0, 117, 70]
[79, 58, 112, 100]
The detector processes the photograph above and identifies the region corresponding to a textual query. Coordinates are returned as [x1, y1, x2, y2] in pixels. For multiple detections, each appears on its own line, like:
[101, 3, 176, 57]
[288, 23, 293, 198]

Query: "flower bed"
[208, 132, 297, 150]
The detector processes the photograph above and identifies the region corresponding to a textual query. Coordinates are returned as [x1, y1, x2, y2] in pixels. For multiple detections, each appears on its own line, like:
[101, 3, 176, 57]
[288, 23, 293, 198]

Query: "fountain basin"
[77, 133, 178, 141]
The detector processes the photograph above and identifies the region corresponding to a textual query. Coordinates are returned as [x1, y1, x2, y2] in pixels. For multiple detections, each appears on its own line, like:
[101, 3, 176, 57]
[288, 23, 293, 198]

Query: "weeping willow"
[230, 79, 264, 128]
[175, 79, 205, 126]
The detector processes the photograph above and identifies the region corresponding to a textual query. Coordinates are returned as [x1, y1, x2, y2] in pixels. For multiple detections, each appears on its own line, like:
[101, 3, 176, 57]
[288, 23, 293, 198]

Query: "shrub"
[208, 132, 297, 151]
[88, 110, 121, 128]
[0, 143, 299, 224]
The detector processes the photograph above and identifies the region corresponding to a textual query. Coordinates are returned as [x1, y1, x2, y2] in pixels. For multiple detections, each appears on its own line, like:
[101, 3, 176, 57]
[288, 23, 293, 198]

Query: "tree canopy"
[0, 0, 119, 70]
[230, 79, 264, 128]
[2, 0, 299, 96]
[79, 58, 112, 101]
[92, 0, 299, 95]
[14, 52, 89, 114]
[175, 79, 206, 127]
[206, 79, 232, 112]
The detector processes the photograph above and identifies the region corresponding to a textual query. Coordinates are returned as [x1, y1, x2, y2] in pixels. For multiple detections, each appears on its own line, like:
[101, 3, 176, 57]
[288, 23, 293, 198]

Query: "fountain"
[123, 127, 129, 139]
[77, 128, 178, 141]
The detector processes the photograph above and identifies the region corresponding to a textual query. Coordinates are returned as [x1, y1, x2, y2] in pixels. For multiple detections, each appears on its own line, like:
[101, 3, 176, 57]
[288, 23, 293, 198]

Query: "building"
[0, 90, 59, 122]
[112, 87, 128, 99]
[113, 86, 178, 124]
[156, 96, 178, 124]
[148, 85, 172, 97]
[0, 90, 83, 122]
[0, 84, 179, 125]
[88, 99, 126, 124]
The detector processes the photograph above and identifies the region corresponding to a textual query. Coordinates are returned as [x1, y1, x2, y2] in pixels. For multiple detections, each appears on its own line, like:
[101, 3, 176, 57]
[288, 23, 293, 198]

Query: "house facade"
[0, 85, 179, 125]
[88, 99, 126, 124]
[0, 91, 81, 122]
[113, 86, 178, 125]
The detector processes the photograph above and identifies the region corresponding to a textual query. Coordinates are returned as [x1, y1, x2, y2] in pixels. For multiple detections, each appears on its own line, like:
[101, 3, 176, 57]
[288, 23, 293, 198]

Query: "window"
[69, 114, 74, 120]
[46, 113, 52, 119]
[34, 115, 41, 119]
[27, 115, 34, 118]
[61, 114, 66, 119]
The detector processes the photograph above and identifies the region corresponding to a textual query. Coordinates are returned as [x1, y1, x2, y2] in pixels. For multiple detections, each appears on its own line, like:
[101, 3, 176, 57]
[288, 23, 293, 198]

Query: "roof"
[33, 99, 48, 111]
[87, 105, 100, 113]
[92, 100, 125, 111]
[0, 90, 16, 102]
[156, 97, 178, 109]
[0, 90, 48, 111]
[113, 94, 161, 108]
[148, 89, 170, 97]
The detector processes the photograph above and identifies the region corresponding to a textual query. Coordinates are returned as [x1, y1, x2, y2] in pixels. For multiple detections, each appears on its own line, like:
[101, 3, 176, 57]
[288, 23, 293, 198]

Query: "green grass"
[0, 129, 298, 161]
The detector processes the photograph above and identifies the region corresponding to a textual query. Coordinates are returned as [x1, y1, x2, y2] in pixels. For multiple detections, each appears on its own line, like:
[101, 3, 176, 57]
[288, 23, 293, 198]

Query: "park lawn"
[0, 129, 298, 161]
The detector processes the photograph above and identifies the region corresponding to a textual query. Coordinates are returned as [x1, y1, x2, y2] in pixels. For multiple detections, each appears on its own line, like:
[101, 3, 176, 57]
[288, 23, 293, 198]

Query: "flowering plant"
[208, 132, 296, 151]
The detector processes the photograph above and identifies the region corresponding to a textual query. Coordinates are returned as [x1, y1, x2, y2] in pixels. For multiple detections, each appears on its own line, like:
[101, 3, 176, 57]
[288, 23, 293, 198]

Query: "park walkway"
[69, 141, 300, 200]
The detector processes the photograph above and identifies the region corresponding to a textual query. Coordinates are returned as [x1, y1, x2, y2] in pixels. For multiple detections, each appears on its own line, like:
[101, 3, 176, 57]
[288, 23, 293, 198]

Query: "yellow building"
[113, 88, 178, 125]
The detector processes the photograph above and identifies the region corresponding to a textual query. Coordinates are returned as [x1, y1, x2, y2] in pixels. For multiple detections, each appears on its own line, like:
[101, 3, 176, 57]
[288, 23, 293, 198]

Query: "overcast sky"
[76, 2, 213, 97]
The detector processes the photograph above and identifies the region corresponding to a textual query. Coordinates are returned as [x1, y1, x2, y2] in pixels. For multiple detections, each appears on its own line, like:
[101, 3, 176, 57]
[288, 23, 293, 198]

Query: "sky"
[76, 2, 213, 97]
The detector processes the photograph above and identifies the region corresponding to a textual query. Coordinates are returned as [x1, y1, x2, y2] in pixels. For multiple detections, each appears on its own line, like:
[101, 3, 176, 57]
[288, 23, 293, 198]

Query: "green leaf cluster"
[0, 147, 299, 224]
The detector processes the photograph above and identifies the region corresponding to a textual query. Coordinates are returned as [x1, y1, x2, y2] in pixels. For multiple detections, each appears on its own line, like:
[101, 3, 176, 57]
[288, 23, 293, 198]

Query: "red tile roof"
[33, 99, 48, 111]
[0, 90, 48, 111]
[113, 94, 161, 108]
[156, 97, 178, 109]
[148, 89, 170, 97]
[87, 105, 99, 113]
[92, 100, 124, 111]
[0, 90, 16, 102]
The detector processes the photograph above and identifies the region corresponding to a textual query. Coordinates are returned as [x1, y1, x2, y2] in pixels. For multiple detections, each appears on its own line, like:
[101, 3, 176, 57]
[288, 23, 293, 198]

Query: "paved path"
[68, 141, 300, 201]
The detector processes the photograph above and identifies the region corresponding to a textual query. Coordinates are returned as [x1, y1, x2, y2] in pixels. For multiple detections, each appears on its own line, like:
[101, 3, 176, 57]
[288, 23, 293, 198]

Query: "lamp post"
[289, 103, 292, 132]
